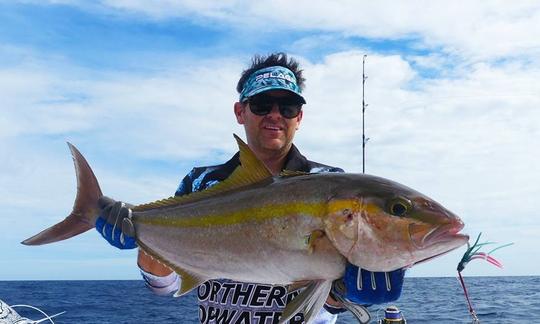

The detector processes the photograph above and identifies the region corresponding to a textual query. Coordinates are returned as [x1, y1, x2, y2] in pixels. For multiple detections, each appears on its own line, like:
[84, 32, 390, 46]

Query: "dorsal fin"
[134, 134, 272, 211]
[280, 170, 310, 177]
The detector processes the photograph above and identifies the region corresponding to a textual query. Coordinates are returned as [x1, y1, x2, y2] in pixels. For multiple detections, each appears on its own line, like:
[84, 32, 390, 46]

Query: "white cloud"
[100, 0, 239, 19]
[76, 1, 540, 60]
[0, 51, 244, 156]
[82, 61, 243, 160]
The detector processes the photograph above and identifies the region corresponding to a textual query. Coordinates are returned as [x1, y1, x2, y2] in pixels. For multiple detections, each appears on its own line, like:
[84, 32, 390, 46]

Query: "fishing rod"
[362, 55, 369, 174]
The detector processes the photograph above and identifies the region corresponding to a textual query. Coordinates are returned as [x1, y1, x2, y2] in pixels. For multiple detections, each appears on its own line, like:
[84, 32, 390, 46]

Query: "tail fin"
[22, 143, 103, 245]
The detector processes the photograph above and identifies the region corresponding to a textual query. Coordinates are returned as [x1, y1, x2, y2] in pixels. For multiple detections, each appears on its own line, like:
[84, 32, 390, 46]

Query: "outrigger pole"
[362, 55, 369, 174]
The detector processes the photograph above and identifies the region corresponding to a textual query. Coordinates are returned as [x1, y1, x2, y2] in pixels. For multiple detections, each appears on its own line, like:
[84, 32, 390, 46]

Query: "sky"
[1, 1, 539, 281]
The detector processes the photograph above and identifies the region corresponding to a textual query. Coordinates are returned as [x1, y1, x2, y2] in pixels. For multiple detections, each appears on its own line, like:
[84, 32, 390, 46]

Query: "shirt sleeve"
[140, 269, 181, 296]
[175, 168, 197, 196]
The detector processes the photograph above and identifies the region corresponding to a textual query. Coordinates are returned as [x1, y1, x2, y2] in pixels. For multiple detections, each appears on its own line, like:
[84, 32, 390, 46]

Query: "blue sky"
[1, 1, 540, 281]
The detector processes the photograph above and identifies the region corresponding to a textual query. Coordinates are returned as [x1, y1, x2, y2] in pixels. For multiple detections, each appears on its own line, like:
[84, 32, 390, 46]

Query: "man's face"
[234, 90, 303, 155]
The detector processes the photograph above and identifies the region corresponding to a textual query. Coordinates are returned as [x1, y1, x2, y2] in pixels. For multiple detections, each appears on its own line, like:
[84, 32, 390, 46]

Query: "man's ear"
[234, 102, 245, 124]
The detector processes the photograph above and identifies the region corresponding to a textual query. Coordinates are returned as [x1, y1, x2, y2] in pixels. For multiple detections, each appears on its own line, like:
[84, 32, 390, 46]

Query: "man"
[97, 53, 404, 323]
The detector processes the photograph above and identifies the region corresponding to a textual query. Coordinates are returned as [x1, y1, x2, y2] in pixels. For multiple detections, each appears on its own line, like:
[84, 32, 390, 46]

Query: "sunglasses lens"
[248, 96, 302, 118]
[249, 101, 274, 116]
[279, 104, 301, 118]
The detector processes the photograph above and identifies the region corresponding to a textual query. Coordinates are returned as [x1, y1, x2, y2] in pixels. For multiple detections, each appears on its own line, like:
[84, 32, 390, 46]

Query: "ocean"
[0, 276, 537, 323]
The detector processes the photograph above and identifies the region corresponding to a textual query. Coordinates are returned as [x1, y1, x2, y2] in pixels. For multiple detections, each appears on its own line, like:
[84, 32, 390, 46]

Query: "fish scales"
[133, 174, 348, 284]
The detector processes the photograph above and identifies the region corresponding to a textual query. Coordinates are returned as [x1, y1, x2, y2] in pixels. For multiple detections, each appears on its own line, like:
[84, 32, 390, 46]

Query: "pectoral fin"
[305, 230, 325, 254]
[280, 280, 333, 324]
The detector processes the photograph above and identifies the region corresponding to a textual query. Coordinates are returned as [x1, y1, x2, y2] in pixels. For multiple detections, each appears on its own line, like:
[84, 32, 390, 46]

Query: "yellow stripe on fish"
[136, 199, 381, 227]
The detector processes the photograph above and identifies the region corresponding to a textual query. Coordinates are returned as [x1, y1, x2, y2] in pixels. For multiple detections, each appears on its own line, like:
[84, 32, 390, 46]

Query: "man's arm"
[138, 250, 173, 276]
[138, 250, 180, 296]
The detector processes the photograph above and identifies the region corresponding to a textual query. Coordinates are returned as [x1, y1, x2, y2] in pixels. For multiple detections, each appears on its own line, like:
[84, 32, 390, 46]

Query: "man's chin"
[263, 142, 286, 151]
[260, 138, 288, 151]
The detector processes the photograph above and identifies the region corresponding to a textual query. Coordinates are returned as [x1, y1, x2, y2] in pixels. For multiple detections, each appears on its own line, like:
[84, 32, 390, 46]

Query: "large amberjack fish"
[22, 135, 468, 324]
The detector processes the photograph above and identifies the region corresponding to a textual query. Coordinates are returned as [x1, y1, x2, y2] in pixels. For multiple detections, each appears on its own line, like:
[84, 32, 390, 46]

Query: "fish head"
[323, 174, 469, 272]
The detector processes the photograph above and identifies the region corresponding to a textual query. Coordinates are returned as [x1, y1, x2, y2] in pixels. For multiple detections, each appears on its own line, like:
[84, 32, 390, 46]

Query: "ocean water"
[1, 276, 537, 323]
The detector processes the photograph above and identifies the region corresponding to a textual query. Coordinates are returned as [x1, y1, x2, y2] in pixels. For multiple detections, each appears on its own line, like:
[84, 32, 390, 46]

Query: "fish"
[22, 134, 469, 324]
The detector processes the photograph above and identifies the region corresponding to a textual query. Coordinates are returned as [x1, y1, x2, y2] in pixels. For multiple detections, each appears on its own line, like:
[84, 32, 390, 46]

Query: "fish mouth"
[409, 221, 469, 250]
[412, 244, 464, 266]
[407, 221, 469, 267]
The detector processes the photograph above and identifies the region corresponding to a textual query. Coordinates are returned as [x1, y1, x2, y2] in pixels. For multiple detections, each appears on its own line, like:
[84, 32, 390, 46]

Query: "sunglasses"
[247, 95, 303, 119]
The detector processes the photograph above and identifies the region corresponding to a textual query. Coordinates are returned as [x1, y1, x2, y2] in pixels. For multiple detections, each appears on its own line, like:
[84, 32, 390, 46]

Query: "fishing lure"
[456, 233, 513, 323]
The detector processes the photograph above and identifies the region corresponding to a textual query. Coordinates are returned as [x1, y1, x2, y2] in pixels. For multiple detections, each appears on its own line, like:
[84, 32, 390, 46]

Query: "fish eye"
[388, 198, 412, 217]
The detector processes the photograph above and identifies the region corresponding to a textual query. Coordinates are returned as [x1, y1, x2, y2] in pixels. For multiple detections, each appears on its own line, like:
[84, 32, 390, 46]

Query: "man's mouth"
[263, 125, 283, 131]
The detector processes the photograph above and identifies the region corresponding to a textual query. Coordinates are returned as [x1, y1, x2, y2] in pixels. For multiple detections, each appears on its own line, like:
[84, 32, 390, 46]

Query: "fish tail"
[21, 143, 103, 245]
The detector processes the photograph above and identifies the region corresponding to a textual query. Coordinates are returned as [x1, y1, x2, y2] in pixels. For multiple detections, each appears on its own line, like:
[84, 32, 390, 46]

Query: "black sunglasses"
[247, 95, 303, 119]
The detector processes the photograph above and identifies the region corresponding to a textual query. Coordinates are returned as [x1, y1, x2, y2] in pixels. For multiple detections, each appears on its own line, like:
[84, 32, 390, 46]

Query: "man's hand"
[96, 196, 137, 249]
[332, 263, 405, 305]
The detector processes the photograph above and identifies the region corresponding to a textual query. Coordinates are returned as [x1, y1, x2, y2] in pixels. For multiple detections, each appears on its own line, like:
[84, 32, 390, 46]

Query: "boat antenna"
[362, 55, 369, 174]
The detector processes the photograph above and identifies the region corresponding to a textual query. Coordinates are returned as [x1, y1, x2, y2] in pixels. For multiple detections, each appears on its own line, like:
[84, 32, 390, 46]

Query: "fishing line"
[10, 304, 65, 324]
[456, 232, 513, 323]
[457, 271, 479, 323]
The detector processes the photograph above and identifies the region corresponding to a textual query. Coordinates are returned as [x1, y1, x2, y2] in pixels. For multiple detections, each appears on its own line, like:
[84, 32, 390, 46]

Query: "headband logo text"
[255, 71, 294, 83]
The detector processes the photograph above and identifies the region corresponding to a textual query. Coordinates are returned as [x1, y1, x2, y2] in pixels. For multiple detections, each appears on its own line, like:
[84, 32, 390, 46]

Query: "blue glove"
[96, 196, 137, 249]
[333, 263, 405, 305]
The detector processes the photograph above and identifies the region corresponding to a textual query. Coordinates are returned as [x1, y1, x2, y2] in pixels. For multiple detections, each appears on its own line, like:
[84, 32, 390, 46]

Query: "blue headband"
[239, 66, 306, 103]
